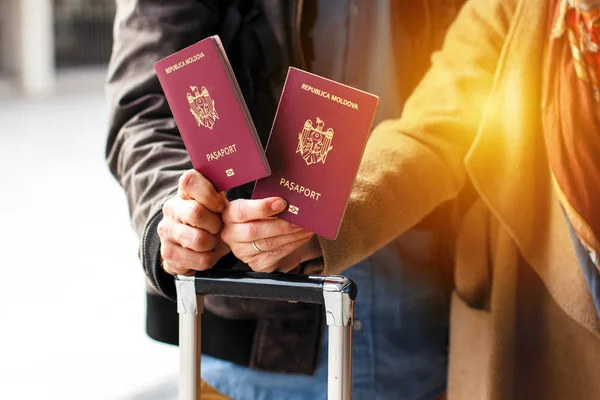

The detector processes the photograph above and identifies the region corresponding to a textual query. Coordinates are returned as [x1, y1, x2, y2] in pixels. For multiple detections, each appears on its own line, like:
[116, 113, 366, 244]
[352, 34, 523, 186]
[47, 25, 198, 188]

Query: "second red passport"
[252, 68, 379, 240]
[154, 36, 270, 192]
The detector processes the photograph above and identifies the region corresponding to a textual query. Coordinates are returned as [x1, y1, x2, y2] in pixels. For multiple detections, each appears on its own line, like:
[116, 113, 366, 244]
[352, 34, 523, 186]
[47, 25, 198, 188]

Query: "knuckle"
[191, 230, 210, 250]
[278, 219, 296, 233]
[188, 201, 203, 219]
[160, 243, 175, 261]
[248, 262, 263, 272]
[170, 265, 187, 276]
[185, 229, 200, 248]
[162, 198, 173, 215]
[195, 228, 207, 243]
[196, 253, 214, 270]
[164, 198, 184, 218]
[252, 262, 276, 273]
[162, 261, 175, 275]
[233, 201, 247, 222]
[246, 222, 260, 240]
[268, 245, 284, 256]
[157, 220, 168, 238]
[260, 237, 275, 251]
[163, 261, 184, 276]
[165, 198, 186, 221]
[178, 169, 196, 192]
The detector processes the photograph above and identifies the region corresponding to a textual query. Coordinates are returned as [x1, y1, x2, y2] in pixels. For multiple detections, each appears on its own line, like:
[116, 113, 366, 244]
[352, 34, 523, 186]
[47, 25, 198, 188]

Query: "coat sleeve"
[317, 0, 519, 274]
[105, 0, 233, 300]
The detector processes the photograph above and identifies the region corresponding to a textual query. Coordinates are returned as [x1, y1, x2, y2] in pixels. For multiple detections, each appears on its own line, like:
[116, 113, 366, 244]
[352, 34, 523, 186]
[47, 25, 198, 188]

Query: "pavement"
[0, 74, 179, 399]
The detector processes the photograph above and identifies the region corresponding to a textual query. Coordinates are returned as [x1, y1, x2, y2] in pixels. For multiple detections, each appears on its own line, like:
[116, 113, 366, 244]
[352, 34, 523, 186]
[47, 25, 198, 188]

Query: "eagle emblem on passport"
[187, 85, 219, 130]
[296, 117, 334, 166]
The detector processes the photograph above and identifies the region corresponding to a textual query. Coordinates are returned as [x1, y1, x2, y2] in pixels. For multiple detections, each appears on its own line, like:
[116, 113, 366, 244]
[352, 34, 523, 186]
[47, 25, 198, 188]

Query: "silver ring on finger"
[251, 240, 264, 253]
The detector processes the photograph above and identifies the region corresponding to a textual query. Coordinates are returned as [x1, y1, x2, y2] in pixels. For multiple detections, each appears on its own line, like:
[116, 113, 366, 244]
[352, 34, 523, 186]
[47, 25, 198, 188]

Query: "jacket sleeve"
[316, 0, 518, 274]
[105, 0, 231, 300]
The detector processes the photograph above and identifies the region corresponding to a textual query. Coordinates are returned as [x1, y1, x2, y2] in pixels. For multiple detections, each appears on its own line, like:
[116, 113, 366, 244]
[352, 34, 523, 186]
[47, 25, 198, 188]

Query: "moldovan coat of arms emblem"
[187, 85, 219, 130]
[296, 117, 334, 166]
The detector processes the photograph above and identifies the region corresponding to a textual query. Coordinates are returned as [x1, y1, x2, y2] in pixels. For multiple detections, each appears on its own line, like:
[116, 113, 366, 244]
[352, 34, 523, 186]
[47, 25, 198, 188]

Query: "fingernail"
[271, 199, 287, 213]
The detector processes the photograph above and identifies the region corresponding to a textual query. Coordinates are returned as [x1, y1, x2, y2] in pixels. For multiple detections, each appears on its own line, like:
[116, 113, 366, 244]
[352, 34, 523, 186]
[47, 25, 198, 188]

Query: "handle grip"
[175, 270, 357, 305]
[188, 270, 327, 303]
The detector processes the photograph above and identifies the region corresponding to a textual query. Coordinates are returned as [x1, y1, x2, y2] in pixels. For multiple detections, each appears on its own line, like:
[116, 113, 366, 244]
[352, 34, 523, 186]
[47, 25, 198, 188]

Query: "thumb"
[223, 197, 288, 223]
[178, 170, 226, 213]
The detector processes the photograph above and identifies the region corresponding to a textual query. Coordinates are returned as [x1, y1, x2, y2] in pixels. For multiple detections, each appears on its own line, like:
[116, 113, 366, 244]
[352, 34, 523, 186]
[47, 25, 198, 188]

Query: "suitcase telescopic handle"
[175, 270, 357, 400]
[177, 269, 357, 304]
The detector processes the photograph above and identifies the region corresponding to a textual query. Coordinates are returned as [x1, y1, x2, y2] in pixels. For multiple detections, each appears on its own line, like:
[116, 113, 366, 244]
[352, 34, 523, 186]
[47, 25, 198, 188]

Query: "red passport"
[252, 68, 379, 239]
[154, 36, 270, 192]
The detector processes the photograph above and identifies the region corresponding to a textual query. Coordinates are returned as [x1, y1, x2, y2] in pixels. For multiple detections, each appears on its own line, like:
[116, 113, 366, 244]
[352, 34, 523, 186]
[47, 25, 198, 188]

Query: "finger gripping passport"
[252, 68, 379, 240]
[154, 36, 270, 192]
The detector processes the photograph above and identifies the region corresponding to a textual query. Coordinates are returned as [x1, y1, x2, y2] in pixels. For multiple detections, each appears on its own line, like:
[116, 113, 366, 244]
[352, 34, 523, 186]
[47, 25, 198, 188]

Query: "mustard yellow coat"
[317, 0, 600, 398]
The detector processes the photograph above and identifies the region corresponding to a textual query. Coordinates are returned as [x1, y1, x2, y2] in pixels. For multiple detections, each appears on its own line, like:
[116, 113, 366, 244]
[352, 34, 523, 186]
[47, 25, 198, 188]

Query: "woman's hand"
[220, 197, 317, 272]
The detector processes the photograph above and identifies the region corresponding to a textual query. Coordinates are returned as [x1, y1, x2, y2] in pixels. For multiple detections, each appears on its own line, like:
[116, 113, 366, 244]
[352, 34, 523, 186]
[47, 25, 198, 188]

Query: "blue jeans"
[567, 217, 600, 318]
[202, 231, 449, 399]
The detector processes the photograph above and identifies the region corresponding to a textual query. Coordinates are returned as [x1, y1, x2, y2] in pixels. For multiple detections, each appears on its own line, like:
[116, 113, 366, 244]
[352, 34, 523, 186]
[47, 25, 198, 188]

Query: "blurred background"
[0, 0, 180, 398]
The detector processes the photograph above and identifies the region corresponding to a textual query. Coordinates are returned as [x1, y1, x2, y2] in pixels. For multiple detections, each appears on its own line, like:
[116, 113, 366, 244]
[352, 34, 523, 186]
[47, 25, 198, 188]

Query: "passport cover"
[154, 36, 270, 192]
[252, 68, 379, 239]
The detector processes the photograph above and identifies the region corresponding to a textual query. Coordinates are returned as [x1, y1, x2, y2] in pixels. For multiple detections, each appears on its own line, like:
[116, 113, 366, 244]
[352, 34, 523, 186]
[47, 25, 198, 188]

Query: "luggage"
[175, 270, 357, 400]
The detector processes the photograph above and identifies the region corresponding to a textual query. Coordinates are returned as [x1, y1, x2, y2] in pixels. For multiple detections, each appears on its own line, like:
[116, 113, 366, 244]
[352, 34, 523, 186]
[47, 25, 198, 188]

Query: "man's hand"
[158, 170, 230, 275]
[221, 197, 317, 272]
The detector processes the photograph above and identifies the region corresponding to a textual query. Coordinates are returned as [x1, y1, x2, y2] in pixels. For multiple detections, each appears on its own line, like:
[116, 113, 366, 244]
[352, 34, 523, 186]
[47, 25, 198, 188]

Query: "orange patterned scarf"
[544, 0, 600, 268]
